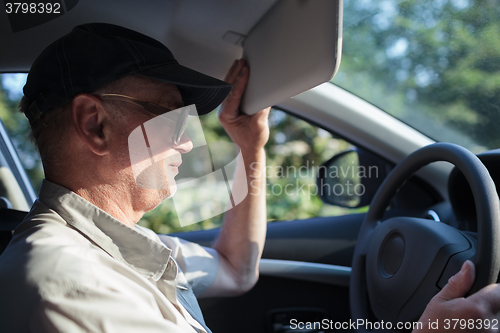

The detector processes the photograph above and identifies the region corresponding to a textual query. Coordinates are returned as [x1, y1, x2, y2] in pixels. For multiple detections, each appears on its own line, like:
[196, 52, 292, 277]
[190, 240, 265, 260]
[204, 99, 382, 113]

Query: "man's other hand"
[416, 260, 500, 332]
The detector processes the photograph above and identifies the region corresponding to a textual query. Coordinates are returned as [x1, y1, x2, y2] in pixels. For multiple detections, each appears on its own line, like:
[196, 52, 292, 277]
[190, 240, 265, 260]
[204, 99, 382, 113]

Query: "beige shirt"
[0, 180, 219, 333]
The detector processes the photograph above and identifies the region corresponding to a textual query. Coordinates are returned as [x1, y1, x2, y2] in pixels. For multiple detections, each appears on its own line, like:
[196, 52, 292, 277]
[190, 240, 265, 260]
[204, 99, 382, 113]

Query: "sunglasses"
[99, 93, 191, 145]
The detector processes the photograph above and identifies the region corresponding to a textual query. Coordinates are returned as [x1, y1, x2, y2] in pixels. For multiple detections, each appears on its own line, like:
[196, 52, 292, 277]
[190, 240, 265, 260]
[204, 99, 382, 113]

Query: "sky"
[1, 73, 28, 100]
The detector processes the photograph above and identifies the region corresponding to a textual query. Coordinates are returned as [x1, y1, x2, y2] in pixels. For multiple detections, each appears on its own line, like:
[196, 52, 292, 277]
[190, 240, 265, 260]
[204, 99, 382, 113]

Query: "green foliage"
[0, 77, 44, 192]
[0, 81, 360, 234]
[335, 0, 500, 152]
[4, 0, 497, 234]
[139, 108, 358, 233]
[264, 109, 356, 222]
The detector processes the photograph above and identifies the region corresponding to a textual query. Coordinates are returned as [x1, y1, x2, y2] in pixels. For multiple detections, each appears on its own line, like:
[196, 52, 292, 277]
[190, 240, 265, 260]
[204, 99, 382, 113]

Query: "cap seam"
[55, 42, 68, 104]
[127, 38, 147, 69]
[118, 38, 143, 71]
[61, 36, 74, 99]
[87, 23, 102, 36]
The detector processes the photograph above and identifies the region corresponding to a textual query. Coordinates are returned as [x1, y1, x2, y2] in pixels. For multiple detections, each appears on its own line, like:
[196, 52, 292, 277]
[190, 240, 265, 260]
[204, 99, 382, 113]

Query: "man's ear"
[71, 94, 110, 156]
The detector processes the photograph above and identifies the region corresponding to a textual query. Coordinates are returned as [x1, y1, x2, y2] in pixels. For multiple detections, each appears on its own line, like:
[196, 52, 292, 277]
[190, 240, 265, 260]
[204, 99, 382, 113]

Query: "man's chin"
[163, 184, 177, 200]
[142, 185, 177, 212]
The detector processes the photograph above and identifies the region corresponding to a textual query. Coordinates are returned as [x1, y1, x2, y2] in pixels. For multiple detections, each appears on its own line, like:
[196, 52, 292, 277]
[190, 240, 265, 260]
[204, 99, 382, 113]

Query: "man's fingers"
[224, 59, 245, 84]
[220, 64, 250, 119]
[220, 59, 269, 122]
[435, 260, 475, 302]
[223, 59, 238, 82]
[228, 65, 249, 99]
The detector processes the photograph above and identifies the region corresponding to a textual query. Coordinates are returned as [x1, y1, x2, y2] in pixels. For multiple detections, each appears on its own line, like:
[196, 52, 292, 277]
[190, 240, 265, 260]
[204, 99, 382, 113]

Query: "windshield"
[332, 0, 499, 153]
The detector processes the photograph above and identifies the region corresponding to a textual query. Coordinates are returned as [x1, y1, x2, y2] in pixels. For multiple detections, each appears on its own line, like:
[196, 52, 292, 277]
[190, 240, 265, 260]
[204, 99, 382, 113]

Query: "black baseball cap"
[23, 23, 232, 124]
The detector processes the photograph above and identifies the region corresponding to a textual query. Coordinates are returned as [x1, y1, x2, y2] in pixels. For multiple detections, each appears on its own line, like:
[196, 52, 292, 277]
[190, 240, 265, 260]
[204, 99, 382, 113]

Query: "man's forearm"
[212, 147, 267, 291]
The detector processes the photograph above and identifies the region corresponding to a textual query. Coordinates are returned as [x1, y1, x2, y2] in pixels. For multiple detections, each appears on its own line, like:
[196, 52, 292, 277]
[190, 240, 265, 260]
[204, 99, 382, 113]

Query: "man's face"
[129, 109, 191, 197]
[109, 78, 193, 210]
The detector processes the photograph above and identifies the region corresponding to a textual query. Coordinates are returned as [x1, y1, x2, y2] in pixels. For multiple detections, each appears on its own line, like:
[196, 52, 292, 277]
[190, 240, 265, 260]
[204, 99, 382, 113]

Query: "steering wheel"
[350, 143, 500, 331]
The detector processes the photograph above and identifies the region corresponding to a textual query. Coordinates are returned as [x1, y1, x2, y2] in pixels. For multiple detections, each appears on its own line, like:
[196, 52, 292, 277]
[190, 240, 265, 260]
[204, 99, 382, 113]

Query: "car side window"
[140, 108, 369, 233]
[264, 108, 368, 221]
[0, 74, 38, 207]
[0, 76, 367, 234]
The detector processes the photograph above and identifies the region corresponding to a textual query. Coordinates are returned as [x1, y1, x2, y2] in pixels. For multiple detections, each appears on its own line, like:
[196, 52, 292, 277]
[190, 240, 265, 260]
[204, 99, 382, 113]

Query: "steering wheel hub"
[366, 217, 472, 323]
[379, 232, 405, 277]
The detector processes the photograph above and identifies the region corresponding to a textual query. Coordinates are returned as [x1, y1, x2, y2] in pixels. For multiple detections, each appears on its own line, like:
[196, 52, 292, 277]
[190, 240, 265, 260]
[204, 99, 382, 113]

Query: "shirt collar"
[37, 179, 175, 281]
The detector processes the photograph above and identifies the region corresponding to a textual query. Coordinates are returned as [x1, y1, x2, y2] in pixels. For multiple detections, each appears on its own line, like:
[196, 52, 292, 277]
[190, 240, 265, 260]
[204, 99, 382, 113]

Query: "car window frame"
[0, 118, 36, 208]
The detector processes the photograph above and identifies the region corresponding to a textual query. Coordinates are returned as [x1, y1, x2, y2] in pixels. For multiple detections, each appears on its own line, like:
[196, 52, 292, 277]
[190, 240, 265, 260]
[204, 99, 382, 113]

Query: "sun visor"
[241, 0, 343, 115]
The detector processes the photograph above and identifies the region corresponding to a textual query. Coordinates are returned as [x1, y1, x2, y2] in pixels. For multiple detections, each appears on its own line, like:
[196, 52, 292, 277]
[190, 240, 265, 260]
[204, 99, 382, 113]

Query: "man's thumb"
[435, 260, 475, 302]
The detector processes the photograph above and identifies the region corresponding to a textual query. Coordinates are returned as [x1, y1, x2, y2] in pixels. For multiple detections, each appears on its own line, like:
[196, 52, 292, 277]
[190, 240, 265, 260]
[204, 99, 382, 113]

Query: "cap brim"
[137, 63, 232, 115]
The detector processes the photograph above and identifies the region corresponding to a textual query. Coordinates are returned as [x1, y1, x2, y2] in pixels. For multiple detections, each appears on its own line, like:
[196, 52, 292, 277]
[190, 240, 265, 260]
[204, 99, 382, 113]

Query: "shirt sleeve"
[157, 235, 219, 297]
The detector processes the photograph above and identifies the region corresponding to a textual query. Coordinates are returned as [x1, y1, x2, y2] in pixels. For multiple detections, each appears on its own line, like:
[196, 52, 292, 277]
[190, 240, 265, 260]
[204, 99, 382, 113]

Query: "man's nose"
[173, 133, 193, 154]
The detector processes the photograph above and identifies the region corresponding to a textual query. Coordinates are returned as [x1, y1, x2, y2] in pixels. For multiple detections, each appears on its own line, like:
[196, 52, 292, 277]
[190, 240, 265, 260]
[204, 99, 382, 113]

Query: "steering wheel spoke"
[436, 236, 477, 289]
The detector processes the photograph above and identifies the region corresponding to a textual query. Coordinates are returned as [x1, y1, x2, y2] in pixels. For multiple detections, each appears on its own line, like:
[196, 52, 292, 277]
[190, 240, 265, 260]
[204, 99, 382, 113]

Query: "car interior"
[1, 0, 500, 332]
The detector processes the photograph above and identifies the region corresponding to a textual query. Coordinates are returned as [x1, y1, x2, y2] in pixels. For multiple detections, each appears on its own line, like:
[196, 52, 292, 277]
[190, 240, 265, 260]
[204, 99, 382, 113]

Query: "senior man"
[0, 23, 268, 333]
[0, 22, 499, 333]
